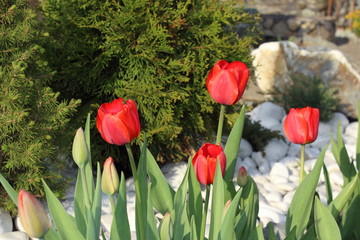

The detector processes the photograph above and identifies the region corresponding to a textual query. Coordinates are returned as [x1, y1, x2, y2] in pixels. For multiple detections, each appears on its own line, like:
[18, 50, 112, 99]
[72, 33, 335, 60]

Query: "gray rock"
[0, 209, 12, 234]
[264, 139, 289, 163]
[0, 231, 28, 240]
[239, 138, 253, 159]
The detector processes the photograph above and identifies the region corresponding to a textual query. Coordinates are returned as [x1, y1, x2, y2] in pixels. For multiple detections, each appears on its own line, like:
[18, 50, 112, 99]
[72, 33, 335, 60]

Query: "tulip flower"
[206, 60, 249, 105]
[192, 143, 226, 185]
[283, 107, 320, 144]
[18, 190, 50, 238]
[101, 157, 120, 196]
[72, 127, 89, 168]
[237, 166, 248, 187]
[96, 98, 140, 146]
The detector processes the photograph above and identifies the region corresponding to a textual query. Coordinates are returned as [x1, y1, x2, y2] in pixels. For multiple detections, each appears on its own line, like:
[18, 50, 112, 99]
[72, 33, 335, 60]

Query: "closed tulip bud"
[101, 157, 120, 196]
[72, 127, 89, 168]
[158, 212, 173, 240]
[283, 107, 320, 145]
[96, 98, 140, 146]
[237, 166, 248, 187]
[18, 190, 50, 238]
[192, 143, 226, 185]
[206, 60, 249, 105]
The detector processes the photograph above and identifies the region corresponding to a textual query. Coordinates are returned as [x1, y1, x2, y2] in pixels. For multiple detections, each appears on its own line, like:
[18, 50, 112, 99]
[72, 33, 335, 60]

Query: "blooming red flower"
[206, 60, 249, 105]
[283, 107, 320, 144]
[96, 98, 140, 145]
[192, 143, 226, 185]
[18, 190, 50, 238]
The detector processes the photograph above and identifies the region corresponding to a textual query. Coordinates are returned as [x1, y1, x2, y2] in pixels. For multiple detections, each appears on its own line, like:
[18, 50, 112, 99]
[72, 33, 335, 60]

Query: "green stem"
[200, 185, 211, 239]
[80, 167, 91, 209]
[109, 194, 116, 215]
[299, 144, 306, 183]
[125, 143, 138, 180]
[216, 105, 226, 145]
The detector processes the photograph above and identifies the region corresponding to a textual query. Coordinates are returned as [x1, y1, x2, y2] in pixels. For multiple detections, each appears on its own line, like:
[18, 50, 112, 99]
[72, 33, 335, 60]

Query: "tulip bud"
[158, 212, 173, 240]
[72, 127, 89, 168]
[18, 190, 50, 238]
[101, 157, 120, 196]
[237, 166, 248, 187]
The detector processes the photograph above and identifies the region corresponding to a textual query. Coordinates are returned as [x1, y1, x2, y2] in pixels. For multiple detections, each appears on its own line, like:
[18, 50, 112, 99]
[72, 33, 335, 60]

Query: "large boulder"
[252, 41, 360, 118]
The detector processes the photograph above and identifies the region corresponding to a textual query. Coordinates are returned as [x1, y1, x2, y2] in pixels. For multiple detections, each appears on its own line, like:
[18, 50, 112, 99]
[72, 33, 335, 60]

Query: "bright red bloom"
[96, 98, 140, 145]
[283, 107, 320, 144]
[192, 143, 226, 185]
[206, 60, 249, 105]
[18, 190, 50, 238]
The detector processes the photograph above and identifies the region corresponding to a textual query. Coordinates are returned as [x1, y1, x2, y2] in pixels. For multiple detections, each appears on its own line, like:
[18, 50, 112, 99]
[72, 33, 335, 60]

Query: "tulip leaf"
[248, 222, 264, 240]
[314, 196, 341, 240]
[190, 216, 198, 240]
[356, 101, 360, 171]
[84, 113, 94, 202]
[286, 145, 327, 239]
[146, 183, 160, 240]
[91, 162, 102, 239]
[209, 161, 225, 240]
[44, 228, 62, 240]
[86, 207, 96, 240]
[136, 141, 149, 240]
[322, 164, 333, 204]
[339, 190, 360, 239]
[42, 179, 85, 240]
[267, 222, 277, 240]
[188, 159, 202, 240]
[111, 172, 131, 240]
[237, 176, 259, 239]
[74, 170, 87, 237]
[144, 144, 175, 215]
[172, 166, 190, 240]
[218, 189, 241, 240]
[0, 173, 18, 206]
[224, 105, 246, 199]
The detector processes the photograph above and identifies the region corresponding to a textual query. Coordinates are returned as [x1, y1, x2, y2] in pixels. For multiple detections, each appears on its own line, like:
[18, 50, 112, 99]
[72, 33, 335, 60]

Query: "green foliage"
[268, 73, 338, 122]
[39, 0, 261, 166]
[0, 0, 79, 212]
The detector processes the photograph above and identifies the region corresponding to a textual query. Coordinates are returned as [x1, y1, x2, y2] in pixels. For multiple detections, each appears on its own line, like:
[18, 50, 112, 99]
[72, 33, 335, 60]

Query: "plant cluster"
[346, 9, 360, 37]
[268, 73, 338, 121]
[39, 0, 261, 165]
[0, 0, 80, 212]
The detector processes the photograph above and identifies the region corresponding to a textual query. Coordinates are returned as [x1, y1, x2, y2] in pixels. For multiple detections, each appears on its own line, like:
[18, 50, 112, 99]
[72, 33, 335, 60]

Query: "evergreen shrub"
[40, 0, 261, 168]
[0, 0, 80, 212]
[268, 73, 338, 122]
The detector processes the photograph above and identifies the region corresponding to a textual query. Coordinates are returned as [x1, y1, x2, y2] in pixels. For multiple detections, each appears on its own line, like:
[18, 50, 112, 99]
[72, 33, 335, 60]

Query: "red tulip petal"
[284, 109, 309, 144]
[207, 156, 218, 184]
[228, 61, 250, 103]
[100, 114, 130, 145]
[193, 155, 208, 185]
[301, 107, 320, 143]
[206, 69, 239, 105]
[101, 98, 125, 114]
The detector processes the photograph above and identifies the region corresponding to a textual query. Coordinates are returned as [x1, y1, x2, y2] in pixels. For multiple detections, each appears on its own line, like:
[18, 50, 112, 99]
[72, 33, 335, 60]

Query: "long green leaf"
[42, 179, 85, 240]
[267, 222, 277, 240]
[188, 159, 202, 240]
[322, 164, 333, 204]
[190, 216, 198, 240]
[84, 113, 94, 203]
[224, 105, 246, 200]
[145, 145, 175, 215]
[110, 172, 131, 240]
[91, 162, 102, 239]
[286, 146, 327, 239]
[74, 170, 87, 237]
[218, 190, 241, 240]
[85, 207, 96, 240]
[44, 228, 61, 240]
[248, 222, 264, 240]
[209, 161, 225, 240]
[0, 173, 18, 206]
[146, 183, 160, 240]
[314, 197, 341, 240]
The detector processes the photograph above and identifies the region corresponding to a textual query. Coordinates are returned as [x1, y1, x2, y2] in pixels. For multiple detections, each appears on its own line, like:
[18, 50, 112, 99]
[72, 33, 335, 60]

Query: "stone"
[264, 139, 289, 163]
[161, 161, 187, 191]
[258, 202, 286, 224]
[327, 112, 350, 134]
[344, 121, 359, 138]
[272, 21, 292, 38]
[252, 151, 267, 167]
[268, 201, 289, 213]
[265, 191, 282, 203]
[0, 231, 28, 240]
[248, 102, 286, 123]
[259, 161, 271, 174]
[283, 190, 295, 204]
[252, 41, 360, 118]
[270, 163, 289, 182]
[305, 147, 320, 159]
[0, 209, 12, 234]
[239, 138, 253, 159]
[286, 18, 300, 31]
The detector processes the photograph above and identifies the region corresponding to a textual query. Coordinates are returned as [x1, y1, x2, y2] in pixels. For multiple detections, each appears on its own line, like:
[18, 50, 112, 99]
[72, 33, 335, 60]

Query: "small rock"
[283, 190, 295, 204]
[265, 192, 282, 202]
[0, 209, 13, 234]
[270, 163, 289, 183]
[264, 139, 288, 163]
[327, 112, 350, 134]
[239, 139, 253, 159]
[259, 161, 271, 174]
[268, 201, 289, 213]
[0, 231, 28, 240]
[286, 143, 301, 157]
[344, 121, 358, 138]
[248, 102, 286, 123]
[258, 202, 285, 224]
[305, 147, 320, 159]
[310, 136, 331, 150]
[252, 151, 266, 167]
[275, 182, 297, 192]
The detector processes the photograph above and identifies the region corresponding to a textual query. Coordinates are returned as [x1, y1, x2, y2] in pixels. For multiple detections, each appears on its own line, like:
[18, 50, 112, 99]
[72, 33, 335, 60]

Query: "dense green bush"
[39, 0, 261, 167]
[268, 73, 338, 121]
[0, 0, 80, 212]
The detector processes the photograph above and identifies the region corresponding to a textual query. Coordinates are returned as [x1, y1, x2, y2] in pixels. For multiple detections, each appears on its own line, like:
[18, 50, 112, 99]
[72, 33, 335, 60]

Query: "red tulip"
[192, 143, 226, 185]
[283, 107, 320, 144]
[96, 98, 140, 145]
[18, 190, 50, 238]
[206, 60, 249, 105]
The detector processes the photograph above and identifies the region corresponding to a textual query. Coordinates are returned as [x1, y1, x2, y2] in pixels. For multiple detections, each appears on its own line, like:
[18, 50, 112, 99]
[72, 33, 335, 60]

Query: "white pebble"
[270, 162, 289, 184]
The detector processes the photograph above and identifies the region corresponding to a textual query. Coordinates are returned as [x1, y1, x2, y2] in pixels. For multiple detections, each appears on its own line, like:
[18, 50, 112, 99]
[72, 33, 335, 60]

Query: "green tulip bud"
[72, 127, 89, 168]
[101, 157, 120, 196]
[159, 212, 172, 240]
[237, 166, 248, 187]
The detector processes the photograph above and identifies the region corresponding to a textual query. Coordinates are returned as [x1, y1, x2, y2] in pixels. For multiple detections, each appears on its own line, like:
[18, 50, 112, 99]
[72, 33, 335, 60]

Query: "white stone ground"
[1, 101, 357, 240]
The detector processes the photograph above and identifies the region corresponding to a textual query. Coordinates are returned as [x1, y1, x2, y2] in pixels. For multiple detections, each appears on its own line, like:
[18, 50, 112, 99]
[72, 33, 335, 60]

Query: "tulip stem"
[216, 105, 226, 145]
[200, 185, 211, 239]
[299, 144, 306, 182]
[80, 167, 92, 209]
[126, 143, 138, 180]
[109, 195, 116, 215]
